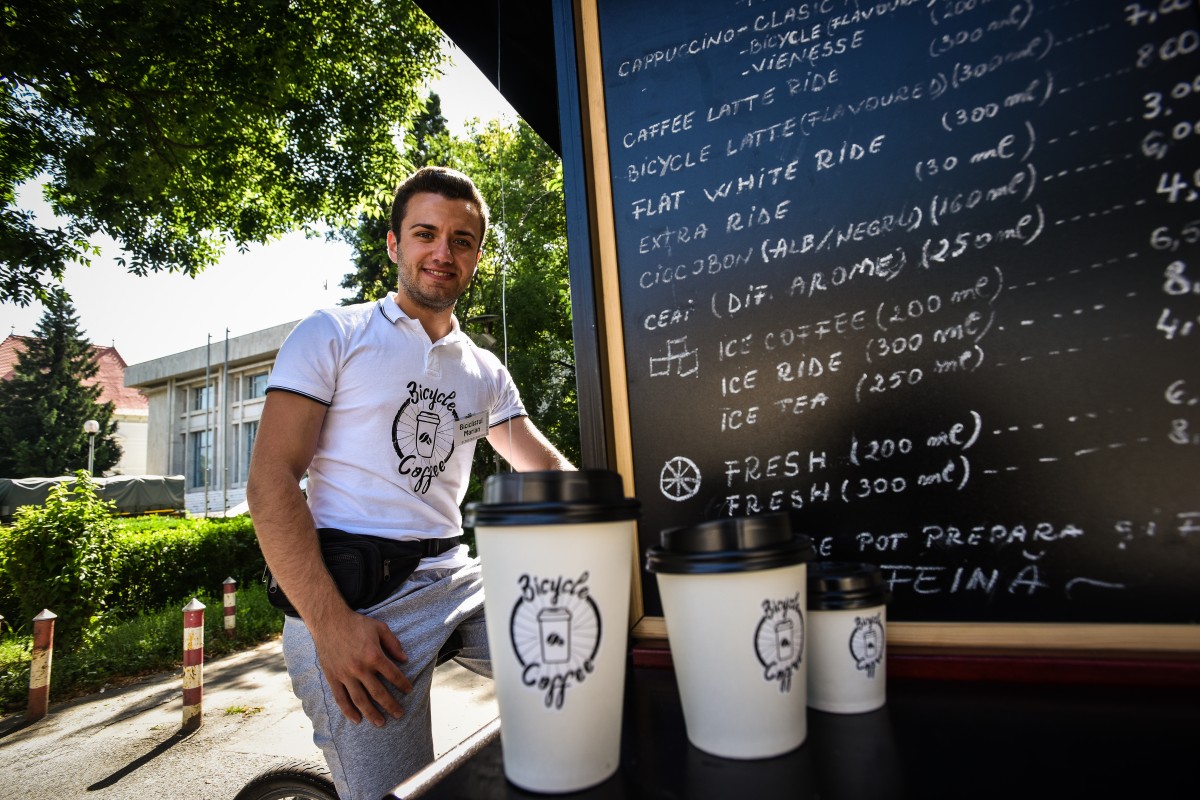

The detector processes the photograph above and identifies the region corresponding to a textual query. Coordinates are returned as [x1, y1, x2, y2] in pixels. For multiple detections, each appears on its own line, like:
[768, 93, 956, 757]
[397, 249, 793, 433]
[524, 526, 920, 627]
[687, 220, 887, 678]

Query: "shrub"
[0, 472, 117, 643]
[0, 560, 19, 630]
[1, 509, 267, 634]
[106, 515, 265, 618]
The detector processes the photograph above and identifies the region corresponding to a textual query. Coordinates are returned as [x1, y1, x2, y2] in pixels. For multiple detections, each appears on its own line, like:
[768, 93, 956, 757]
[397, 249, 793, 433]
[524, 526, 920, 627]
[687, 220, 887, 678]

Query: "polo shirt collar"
[378, 293, 470, 347]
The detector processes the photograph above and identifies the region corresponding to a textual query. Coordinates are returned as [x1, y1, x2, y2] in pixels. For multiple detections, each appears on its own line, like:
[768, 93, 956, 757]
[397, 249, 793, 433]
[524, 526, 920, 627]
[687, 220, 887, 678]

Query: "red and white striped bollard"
[223, 577, 237, 639]
[27, 609, 57, 722]
[182, 598, 205, 733]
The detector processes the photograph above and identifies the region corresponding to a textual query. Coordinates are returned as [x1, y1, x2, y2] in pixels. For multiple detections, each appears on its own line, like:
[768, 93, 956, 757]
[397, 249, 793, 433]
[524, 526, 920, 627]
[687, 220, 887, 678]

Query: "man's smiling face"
[387, 191, 484, 314]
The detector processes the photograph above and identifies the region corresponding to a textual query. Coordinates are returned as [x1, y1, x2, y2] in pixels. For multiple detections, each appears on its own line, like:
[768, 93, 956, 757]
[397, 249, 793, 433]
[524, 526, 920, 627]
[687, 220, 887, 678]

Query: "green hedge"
[106, 516, 266, 618]
[0, 512, 266, 632]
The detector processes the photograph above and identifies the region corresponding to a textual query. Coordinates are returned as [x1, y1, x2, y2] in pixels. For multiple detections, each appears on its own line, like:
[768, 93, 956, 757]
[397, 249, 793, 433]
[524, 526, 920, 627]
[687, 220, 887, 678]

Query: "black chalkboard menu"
[591, 0, 1200, 623]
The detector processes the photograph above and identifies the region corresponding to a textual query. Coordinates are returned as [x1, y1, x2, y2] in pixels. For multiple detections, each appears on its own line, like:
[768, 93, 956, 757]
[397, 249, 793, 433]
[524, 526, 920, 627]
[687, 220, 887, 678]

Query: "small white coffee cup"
[806, 562, 891, 714]
[465, 470, 639, 794]
[645, 513, 815, 759]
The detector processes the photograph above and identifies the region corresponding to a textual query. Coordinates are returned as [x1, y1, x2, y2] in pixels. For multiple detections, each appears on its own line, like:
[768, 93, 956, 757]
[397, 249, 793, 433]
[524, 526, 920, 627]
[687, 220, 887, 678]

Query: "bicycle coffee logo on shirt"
[510, 572, 602, 710]
[391, 380, 459, 494]
[754, 594, 804, 693]
[850, 613, 885, 679]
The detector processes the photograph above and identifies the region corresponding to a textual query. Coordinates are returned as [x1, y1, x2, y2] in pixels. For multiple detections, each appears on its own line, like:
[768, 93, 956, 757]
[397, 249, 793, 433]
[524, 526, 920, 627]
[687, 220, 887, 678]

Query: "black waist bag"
[266, 528, 462, 618]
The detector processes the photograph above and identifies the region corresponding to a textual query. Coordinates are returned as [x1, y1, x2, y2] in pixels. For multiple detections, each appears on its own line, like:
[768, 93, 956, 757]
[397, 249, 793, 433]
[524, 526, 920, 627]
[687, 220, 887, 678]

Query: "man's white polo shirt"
[268, 293, 527, 570]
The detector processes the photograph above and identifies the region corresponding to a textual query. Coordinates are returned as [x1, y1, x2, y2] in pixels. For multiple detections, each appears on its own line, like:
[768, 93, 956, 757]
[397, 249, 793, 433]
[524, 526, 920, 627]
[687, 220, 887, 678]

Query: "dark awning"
[415, 0, 561, 155]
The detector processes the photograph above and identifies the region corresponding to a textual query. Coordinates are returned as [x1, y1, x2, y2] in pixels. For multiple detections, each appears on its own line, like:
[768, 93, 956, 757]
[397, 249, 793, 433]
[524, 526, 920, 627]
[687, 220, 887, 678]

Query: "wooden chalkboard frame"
[554, 0, 1200, 656]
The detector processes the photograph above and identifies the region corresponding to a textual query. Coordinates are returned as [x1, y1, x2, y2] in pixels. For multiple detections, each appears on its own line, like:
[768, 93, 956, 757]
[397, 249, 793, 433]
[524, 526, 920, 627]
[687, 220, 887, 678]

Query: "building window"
[246, 372, 269, 399]
[241, 421, 258, 483]
[192, 384, 214, 411]
[190, 430, 210, 489]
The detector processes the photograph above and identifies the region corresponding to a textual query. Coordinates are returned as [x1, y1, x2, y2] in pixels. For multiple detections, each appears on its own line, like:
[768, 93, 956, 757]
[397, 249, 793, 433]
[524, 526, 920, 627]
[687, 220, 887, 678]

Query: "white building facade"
[124, 321, 297, 516]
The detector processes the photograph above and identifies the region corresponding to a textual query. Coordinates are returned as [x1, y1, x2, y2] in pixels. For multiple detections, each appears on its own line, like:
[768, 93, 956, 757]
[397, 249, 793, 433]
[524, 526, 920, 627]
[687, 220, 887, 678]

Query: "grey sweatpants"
[282, 560, 491, 800]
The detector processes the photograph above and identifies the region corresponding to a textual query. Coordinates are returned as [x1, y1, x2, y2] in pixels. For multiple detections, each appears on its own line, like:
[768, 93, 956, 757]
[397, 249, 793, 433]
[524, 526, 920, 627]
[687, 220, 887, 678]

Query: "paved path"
[0, 638, 497, 800]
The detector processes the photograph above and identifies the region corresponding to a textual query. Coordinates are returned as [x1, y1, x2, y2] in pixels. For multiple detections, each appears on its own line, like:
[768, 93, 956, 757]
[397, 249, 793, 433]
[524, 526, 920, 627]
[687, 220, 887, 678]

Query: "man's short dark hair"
[390, 166, 489, 249]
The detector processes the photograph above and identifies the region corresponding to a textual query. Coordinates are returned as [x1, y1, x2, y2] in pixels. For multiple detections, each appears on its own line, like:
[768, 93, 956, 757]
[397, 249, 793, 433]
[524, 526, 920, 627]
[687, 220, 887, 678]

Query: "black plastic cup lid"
[645, 513, 815, 575]
[807, 562, 892, 610]
[463, 469, 640, 526]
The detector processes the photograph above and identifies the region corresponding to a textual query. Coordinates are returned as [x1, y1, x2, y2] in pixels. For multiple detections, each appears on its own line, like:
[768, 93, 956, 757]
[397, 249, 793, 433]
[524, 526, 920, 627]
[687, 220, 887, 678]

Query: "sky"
[0, 45, 518, 367]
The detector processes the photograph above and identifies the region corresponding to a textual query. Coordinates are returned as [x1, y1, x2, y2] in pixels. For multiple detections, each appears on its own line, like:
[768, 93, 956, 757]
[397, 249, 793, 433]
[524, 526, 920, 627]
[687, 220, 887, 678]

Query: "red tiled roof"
[0, 335, 148, 411]
[0, 335, 25, 379]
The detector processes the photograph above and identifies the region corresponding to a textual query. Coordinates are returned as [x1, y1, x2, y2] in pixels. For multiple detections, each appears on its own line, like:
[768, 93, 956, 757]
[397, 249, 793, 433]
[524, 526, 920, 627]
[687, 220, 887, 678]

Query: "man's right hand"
[310, 607, 414, 726]
[247, 390, 413, 726]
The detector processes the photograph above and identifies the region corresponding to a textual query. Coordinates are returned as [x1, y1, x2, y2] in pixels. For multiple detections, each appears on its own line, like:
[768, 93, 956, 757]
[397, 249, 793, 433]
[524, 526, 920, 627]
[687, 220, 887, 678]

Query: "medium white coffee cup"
[465, 470, 639, 794]
[806, 562, 891, 714]
[645, 513, 815, 759]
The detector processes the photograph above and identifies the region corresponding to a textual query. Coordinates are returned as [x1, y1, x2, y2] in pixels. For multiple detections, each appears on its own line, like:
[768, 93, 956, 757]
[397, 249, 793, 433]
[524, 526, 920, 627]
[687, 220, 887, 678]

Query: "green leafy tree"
[1, 0, 445, 306]
[0, 471, 117, 643]
[450, 119, 580, 473]
[0, 290, 120, 477]
[337, 207, 394, 306]
[339, 92, 453, 305]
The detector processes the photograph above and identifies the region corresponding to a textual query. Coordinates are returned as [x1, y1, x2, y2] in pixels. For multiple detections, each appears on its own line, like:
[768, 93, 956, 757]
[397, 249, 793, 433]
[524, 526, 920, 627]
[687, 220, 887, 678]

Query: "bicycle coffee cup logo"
[391, 381, 458, 494]
[510, 572, 601, 709]
[754, 594, 804, 693]
[850, 613, 885, 678]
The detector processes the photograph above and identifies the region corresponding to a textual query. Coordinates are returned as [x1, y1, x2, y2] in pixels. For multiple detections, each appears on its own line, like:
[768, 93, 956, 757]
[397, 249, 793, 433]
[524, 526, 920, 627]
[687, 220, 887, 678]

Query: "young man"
[247, 166, 574, 799]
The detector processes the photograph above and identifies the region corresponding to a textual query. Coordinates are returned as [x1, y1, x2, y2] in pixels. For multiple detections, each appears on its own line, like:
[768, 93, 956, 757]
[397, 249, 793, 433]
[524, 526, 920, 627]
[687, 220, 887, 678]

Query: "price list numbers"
[1135, 4, 1200, 347]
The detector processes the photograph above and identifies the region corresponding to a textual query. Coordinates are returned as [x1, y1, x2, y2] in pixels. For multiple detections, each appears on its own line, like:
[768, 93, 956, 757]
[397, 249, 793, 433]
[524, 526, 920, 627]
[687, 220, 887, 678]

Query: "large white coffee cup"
[645, 513, 815, 759]
[806, 562, 891, 714]
[465, 470, 639, 794]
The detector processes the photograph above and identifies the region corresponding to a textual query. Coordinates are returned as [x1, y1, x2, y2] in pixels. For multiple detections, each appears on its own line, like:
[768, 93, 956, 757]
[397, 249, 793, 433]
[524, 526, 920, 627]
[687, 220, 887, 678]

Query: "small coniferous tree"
[0, 290, 120, 477]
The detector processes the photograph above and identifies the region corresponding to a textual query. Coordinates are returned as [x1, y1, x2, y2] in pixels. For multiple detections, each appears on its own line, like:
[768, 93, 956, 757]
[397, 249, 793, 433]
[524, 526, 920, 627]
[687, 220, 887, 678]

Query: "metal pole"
[223, 328, 229, 514]
[83, 419, 99, 476]
[167, 381, 175, 478]
[204, 334, 211, 517]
